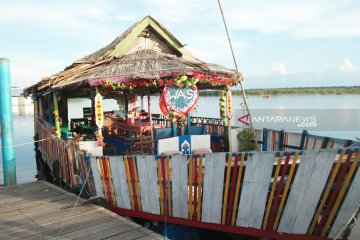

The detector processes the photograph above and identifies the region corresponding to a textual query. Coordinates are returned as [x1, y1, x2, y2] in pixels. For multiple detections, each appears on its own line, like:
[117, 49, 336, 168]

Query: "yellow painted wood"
[197, 154, 204, 221]
[222, 154, 233, 225]
[157, 160, 164, 215]
[273, 151, 299, 231]
[262, 152, 283, 230]
[305, 137, 310, 149]
[312, 138, 317, 149]
[124, 156, 135, 210]
[132, 157, 142, 211]
[231, 153, 245, 226]
[308, 150, 346, 235]
[166, 156, 172, 217]
[188, 155, 194, 220]
[105, 157, 116, 207]
[52, 93, 61, 137]
[321, 151, 360, 237]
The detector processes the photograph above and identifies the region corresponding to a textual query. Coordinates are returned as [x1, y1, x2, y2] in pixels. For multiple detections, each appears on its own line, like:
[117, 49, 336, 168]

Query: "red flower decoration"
[193, 72, 199, 79]
[141, 80, 147, 86]
[158, 79, 164, 86]
[99, 79, 105, 85]
[199, 74, 205, 81]
[125, 81, 130, 86]
[132, 81, 138, 87]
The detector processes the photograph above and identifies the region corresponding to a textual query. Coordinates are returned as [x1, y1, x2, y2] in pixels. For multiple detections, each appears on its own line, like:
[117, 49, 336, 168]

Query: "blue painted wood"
[262, 128, 268, 151]
[0, 58, 16, 185]
[299, 130, 308, 150]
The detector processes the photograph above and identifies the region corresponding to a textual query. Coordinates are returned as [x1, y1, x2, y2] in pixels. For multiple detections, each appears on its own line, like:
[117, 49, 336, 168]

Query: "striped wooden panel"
[278, 150, 337, 233]
[201, 153, 226, 224]
[321, 151, 360, 236]
[236, 152, 275, 228]
[292, 150, 337, 234]
[329, 152, 360, 238]
[136, 155, 160, 215]
[109, 156, 131, 209]
[171, 155, 188, 218]
[90, 156, 104, 198]
[314, 151, 354, 236]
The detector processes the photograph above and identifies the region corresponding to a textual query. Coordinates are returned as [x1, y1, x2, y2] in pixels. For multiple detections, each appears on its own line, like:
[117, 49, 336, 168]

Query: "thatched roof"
[24, 15, 241, 97]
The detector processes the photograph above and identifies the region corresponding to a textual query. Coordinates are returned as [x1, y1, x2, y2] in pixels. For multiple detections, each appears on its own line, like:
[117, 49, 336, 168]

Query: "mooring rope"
[55, 165, 92, 238]
[1, 137, 53, 148]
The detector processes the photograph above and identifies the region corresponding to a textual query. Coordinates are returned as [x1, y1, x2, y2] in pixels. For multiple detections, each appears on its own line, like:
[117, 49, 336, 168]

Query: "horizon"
[1, 0, 359, 89]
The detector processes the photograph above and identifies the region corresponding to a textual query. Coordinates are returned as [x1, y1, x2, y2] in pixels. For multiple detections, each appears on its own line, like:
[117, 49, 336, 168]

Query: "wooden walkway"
[0, 181, 162, 240]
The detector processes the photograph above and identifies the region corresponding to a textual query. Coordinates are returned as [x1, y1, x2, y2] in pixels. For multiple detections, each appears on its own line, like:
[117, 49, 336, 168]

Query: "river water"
[1, 94, 359, 184]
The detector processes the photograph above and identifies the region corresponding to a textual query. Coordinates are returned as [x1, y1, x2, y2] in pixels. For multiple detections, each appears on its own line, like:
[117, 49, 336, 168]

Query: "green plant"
[237, 128, 257, 151]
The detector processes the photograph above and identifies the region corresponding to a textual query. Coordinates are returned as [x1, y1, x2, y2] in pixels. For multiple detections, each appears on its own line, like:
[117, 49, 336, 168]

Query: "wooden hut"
[24, 16, 360, 240]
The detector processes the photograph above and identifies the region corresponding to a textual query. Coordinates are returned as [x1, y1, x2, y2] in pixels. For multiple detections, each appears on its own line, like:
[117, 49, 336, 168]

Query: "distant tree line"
[200, 86, 360, 96]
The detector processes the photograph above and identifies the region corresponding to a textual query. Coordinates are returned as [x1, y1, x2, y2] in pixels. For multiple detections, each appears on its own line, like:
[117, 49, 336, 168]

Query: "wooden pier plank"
[136, 155, 160, 215]
[202, 153, 226, 224]
[109, 156, 131, 209]
[0, 181, 161, 240]
[171, 154, 188, 218]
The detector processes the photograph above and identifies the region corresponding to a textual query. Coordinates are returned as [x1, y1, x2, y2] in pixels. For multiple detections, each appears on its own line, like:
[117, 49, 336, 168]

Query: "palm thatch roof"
[24, 15, 241, 97]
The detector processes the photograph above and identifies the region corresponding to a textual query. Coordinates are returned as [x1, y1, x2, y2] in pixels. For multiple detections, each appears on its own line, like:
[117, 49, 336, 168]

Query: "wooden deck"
[0, 181, 162, 240]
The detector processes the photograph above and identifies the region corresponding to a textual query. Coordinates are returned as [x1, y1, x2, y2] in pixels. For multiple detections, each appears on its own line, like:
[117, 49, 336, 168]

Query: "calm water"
[1, 94, 360, 184]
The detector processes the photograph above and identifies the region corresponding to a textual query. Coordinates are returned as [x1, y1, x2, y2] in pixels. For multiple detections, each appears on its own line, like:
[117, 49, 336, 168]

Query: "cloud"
[225, 0, 360, 38]
[340, 58, 358, 73]
[272, 63, 287, 75]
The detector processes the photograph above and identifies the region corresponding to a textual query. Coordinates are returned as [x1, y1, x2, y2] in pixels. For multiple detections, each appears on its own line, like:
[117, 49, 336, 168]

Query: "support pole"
[52, 92, 61, 137]
[0, 58, 16, 185]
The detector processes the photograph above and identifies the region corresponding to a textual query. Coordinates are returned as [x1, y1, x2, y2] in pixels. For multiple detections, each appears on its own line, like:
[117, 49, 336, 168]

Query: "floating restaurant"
[24, 16, 360, 239]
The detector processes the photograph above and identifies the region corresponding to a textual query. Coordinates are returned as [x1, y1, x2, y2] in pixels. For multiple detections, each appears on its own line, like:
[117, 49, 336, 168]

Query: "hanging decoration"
[95, 72, 239, 91]
[163, 84, 199, 117]
[94, 93, 104, 146]
[226, 89, 233, 119]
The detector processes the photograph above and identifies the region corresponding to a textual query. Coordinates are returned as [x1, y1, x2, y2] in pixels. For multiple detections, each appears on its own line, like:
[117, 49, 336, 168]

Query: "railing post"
[0, 58, 17, 185]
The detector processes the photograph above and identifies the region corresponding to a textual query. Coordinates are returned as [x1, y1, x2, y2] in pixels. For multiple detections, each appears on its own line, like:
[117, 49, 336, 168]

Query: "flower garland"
[168, 111, 187, 127]
[219, 89, 227, 120]
[97, 72, 239, 91]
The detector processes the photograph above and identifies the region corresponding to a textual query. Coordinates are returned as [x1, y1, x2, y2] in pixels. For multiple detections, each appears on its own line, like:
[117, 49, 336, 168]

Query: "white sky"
[0, 0, 359, 88]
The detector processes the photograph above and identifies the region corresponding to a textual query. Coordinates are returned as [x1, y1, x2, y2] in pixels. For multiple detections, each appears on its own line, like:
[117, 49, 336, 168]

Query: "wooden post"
[147, 91, 152, 126]
[52, 92, 61, 137]
[186, 113, 191, 135]
[39, 97, 43, 118]
[0, 58, 16, 185]
[48, 93, 53, 125]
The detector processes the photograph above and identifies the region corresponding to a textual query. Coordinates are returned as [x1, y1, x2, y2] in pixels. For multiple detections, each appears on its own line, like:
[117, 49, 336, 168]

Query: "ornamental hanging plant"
[163, 84, 199, 116]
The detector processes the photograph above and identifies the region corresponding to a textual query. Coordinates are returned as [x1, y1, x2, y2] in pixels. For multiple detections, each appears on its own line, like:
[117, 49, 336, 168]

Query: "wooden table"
[111, 119, 154, 154]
